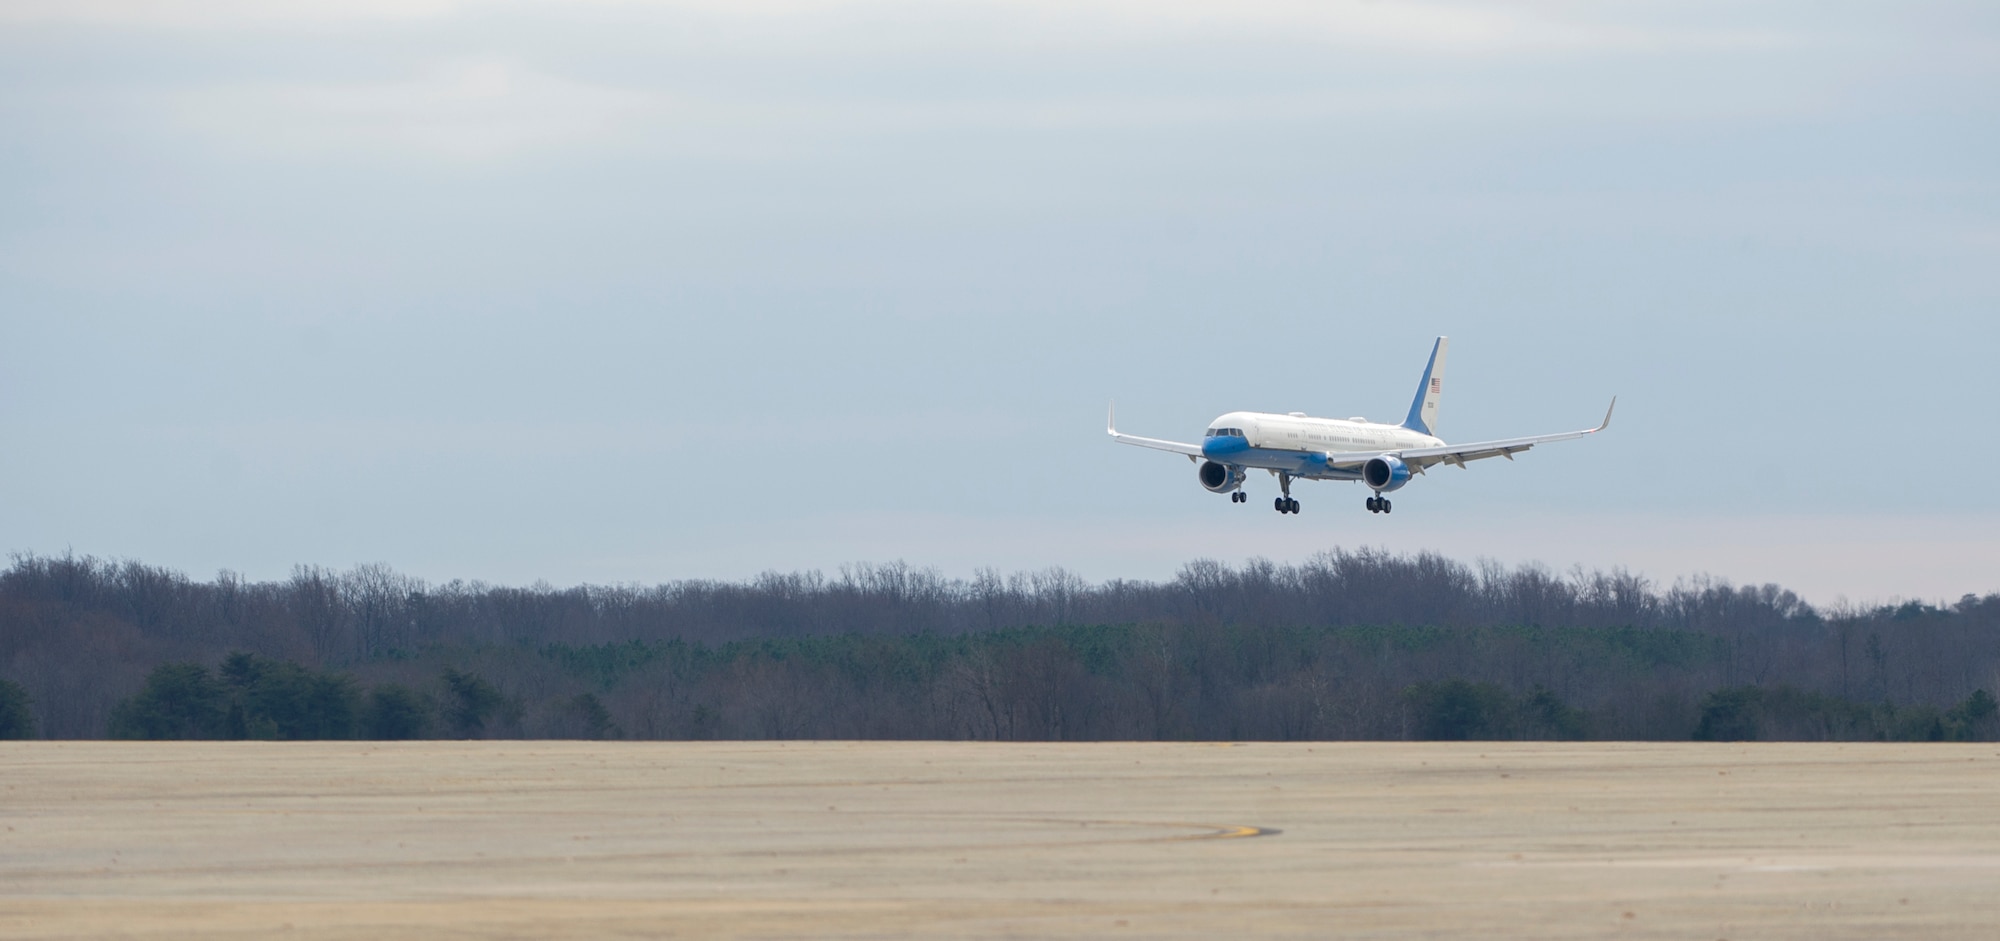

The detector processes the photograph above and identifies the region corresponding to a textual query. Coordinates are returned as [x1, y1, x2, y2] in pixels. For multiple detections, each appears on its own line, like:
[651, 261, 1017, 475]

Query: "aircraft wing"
[1325, 398, 1615, 471]
[1107, 403, 1204, 458]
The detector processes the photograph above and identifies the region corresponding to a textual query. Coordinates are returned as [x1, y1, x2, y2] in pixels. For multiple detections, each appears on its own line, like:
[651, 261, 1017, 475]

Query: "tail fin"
[1402, 336, 1448, 436]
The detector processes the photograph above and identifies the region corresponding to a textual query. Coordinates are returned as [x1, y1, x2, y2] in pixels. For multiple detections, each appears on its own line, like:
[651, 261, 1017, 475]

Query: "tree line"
[1, 550, 1996, 741]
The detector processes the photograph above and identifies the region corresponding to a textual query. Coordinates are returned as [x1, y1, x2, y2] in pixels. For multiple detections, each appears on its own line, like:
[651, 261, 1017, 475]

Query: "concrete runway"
[4, 741, 1999, 939]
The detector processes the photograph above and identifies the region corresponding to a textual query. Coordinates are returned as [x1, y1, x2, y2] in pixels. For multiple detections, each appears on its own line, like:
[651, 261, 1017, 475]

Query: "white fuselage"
[1216, 411, 1442, 454]
[1200, 410, 1442, 480]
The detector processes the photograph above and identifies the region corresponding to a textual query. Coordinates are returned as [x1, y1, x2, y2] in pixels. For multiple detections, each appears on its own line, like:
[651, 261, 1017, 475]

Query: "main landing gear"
[1274, 473, 1300, 515]
[1366, 495, 1393, 514]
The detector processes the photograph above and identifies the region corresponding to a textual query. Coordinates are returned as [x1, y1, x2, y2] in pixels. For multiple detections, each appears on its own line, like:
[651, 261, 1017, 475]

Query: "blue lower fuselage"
[1201, 435, 1364, 481]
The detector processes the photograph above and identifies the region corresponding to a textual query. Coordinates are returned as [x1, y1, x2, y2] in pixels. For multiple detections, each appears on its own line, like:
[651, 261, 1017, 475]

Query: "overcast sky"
[3, 1, 1995, 604]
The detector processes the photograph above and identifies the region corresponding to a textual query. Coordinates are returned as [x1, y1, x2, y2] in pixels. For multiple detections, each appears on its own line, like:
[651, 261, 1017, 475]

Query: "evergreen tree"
[363, 684, 431, 740]
[1691, 687, 1764, 741]
[559, 693, 619, 740]
[1945, 689, 1998, 741]
[1406, 679, 1515, 740]
[1519, 685, 1588, 740]
[0, 678, 35, 739]
[218, 653, 360, 740]
[441, 670, 508, 738]
[109, 663, 226, 739]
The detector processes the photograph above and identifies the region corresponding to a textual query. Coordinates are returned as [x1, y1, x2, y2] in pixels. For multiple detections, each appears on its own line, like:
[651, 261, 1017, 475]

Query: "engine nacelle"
[1198, 460, 1245, 493]
[1362, 455, 1411, 493]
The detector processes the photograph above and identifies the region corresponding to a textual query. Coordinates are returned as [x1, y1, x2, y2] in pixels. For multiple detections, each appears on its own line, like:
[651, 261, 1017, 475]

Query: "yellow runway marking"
[1169, 823, 1280, 841]
[1038, 819, 1279, 842]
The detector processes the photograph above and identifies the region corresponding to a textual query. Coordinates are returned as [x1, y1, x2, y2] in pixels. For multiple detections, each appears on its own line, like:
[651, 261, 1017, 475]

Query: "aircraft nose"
[1202, 436, 1248, 459]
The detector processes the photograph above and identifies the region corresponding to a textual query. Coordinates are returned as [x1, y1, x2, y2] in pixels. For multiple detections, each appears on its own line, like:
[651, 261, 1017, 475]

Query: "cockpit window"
[1207, 427, 1245, 438]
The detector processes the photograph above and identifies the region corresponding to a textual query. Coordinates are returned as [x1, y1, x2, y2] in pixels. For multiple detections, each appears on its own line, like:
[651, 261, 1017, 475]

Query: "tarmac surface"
[4, 741, 1999, 939]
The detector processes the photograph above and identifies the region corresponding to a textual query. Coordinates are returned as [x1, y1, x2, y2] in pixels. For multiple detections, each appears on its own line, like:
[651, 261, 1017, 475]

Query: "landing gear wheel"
[1274, 497, 1286, 513]
[1366, 497, 1379, 513]
[1382, 499, 1392, 514]
[1286, 498, 1300, 514]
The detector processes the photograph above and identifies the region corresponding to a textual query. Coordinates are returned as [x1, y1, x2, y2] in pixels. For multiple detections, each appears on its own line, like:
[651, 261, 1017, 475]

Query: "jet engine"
[1362, 455, 1411, 492]
[1198, 460, 1245, 493]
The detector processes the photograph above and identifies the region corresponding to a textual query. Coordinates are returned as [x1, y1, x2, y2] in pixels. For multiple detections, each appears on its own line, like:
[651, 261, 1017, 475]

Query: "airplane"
[1107, 336, 1613, 515]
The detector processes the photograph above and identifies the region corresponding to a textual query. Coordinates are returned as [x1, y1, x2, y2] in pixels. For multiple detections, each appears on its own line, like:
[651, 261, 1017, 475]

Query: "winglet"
[1597, 396, 1617, 431]
[1107, 401, 1117, 436]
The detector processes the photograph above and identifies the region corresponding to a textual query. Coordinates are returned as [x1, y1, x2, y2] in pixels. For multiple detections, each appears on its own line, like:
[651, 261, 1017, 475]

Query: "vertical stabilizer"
[1402, 336, 1448, 435]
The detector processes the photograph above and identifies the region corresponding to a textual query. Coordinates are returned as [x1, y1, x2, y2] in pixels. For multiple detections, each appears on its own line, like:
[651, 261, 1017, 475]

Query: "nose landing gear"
[1230, 491, 1246, 504]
